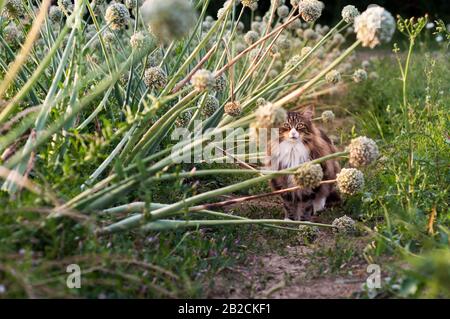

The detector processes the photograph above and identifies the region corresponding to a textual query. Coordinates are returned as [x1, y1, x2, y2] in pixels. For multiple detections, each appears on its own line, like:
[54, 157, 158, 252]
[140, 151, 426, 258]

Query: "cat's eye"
[297, 123, 306, 131]
[283, 123, 290, 129]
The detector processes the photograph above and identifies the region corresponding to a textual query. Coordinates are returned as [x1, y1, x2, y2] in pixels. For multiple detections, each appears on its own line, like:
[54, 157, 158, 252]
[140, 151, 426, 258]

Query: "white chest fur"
[269, 139, 310, 187]
[277, 140, 310, 169]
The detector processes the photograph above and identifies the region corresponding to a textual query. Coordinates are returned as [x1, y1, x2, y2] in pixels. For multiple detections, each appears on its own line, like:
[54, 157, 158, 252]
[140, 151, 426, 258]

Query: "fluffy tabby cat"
[267, 107, 340, 221]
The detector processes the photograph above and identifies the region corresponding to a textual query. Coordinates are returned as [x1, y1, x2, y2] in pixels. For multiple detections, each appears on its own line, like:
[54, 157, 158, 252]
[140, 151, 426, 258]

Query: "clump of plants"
[343, 15, 449, 298]
[0, 0, 394, 230]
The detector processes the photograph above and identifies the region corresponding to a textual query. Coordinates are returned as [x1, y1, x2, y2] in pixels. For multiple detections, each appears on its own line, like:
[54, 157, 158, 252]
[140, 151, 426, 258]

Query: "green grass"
[343, 40, 450, 297]
[0, 196, 300, 298]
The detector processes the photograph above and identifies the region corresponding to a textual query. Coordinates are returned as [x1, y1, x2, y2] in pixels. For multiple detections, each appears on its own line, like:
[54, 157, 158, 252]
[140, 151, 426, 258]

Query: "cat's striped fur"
[267, 107, 340, 220]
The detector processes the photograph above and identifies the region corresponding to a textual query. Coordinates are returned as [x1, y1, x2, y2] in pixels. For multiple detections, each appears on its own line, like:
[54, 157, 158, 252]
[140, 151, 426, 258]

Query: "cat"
[267, 107, 340, 221]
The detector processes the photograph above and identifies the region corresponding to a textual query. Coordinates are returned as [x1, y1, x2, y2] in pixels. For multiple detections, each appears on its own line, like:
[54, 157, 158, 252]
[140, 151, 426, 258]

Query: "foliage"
[344, 20, 449, 298]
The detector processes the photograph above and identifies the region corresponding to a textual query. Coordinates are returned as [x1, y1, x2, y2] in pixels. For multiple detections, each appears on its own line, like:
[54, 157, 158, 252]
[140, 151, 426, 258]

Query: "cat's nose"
[288, 128, 299, 139]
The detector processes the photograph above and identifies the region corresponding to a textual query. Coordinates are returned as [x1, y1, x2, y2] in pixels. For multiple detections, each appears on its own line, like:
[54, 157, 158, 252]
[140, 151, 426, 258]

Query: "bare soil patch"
[206, 199, 369, 299]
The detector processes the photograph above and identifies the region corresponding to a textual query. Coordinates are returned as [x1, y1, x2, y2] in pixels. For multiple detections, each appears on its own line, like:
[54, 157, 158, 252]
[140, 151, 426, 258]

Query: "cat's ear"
[301, 105, 315, 121]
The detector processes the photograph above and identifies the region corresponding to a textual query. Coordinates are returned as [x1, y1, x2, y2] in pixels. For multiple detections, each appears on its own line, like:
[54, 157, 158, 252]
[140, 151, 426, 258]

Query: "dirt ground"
[205, 199, 370, 299]
[208, 247, 367, 298]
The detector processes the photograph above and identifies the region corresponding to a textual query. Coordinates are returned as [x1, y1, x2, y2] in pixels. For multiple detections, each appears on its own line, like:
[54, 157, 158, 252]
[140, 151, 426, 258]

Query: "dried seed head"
[298, 0, 323, 22]
[105, 3, 130, 31]
[251, 21, 262, 34]
[1, 0, 24, 19]
[297, 225, 320, 243]
[321, 110, 335, 123]
[255, 102, 287, 128]
[256, 97, 267, 107]
[90, 0, 105, 15]
[119, 71, 130, 86]
[354, 5, 395, 48]
[103, 30, 116, 44]
[175, 110, 192, 127]
[200, 94, 220, 118]
[336, 168, 364, 195]
[352, 68, 367, 83]
[58, 0, 73, 13]
[141, 0, 196, 43]
[244, 30, 259, 46]
[248, 49, 260, 62]
[347, 136, 379, 167]
[213, 73, 227, 93]
[325, 70, 341, 85]
[277, 5, 290, 18]
[268, 69, 278, 78]
[315, 46, 326, 59]
[191, 69, 214, 91]
[284, 53, 304, 69]
[332, 215, 357, 235]
[294, 163, 323, 189]
[284, 55, 302, 72]
[303, 28, 318, 41]
[144, 66, 167, 90]
[125, 0, 143, 9]
[130, 31, 148, 50]
[49, 6, 63, 23]
[288, 18, 302, 31]
[332, 33, 345, 46]
[248, 2, 258, 11]
[341, 5, 360, 24]
[235, 42, 246, 54]
[3, 23, 21, 44]
[236, 21, 245, 33]
[276, 35, 291, 50]
[318, 24, 330, 34]
[202, 20, 213, 31]
[224, 101, 242, 117]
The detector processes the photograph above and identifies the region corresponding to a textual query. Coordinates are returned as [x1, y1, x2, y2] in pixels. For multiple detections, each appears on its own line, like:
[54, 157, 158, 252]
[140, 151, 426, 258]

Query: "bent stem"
[100, 218, 336, 235]
[98, 151, 348, 233]
[100, 202, 305, 232]
[191, 180, 337, 212]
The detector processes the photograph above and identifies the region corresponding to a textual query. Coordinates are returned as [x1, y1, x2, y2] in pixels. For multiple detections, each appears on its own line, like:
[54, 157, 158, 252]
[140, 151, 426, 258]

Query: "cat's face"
[279, 109, 314, 142]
